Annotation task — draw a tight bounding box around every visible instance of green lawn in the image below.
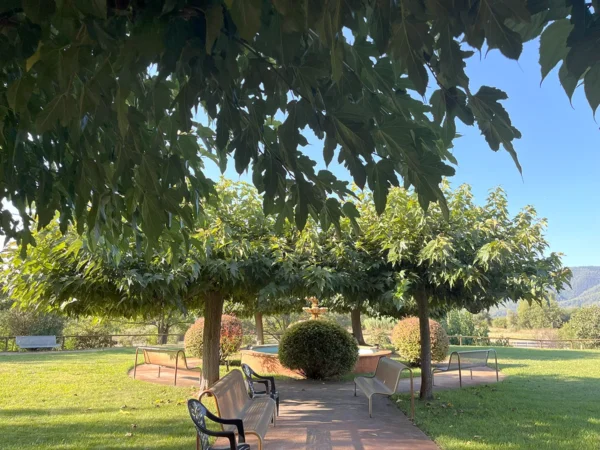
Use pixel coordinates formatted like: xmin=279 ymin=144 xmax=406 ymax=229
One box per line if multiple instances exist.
xmin=0 ymin=349 xmax=226 ymax=449
xmin=393 ymin=346 xmax=600 ymax=450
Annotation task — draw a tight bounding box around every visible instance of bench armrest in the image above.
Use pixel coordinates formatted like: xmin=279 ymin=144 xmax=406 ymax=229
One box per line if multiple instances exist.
xmin=204 ymin=407 xmax=246 ymax=442
xmin=252 ymin=374 xmax=277 ymax=394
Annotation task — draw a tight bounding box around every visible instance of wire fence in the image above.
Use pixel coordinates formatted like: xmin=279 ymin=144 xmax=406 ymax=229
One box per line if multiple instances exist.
xmin=2 ymin=333 xmax=599 ymax=352
xmin=448 ymin=335 xmax=600 ymax=350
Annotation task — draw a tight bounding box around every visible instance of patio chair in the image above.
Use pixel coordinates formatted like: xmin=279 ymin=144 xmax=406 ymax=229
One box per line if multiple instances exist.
xmin=241 ymin=363 xmax=280 ymax=415
xmin=187 ymin=399 xmax=250 ymax=450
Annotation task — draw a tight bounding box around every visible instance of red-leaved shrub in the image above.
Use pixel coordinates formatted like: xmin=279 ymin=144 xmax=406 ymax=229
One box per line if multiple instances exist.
xmin=184 ymin=315 xmax=243 ymax=360
xmin=391 ymin=317 xmax=449 ymax=366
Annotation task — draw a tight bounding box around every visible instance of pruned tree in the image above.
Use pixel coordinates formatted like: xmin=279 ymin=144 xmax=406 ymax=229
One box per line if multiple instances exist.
xmin=361 ymin=184 xmax=572 ymax=400
xmin=2 ymin=180 xmax=278 ymax=388
xmin=1 ymin=0 xmax=597 ymax=253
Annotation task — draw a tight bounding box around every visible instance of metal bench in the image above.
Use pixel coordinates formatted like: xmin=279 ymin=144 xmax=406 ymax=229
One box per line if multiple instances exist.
xmin=133 ymin=347 xmax=201 ymax=386
xmin=432 ymin=349 xmax=499 ymax=387
xmin=199 ymin=370 xmax=276 ymax=450
xmin=354 ymin=357 xmax=415 ymax=419
xmin=15 ymin=335 xmax=59 ymax=349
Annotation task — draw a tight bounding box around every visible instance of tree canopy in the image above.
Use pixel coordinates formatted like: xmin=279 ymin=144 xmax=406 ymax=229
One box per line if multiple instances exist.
xmin=361 ymin=184 xmax=572 ymax=398
xmin=1 ymin=0 xmax=598 ymax=252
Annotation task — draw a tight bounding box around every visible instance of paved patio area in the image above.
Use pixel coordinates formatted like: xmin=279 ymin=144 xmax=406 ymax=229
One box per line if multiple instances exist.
xmin=130 ymin=364 xmax=504 ymax=449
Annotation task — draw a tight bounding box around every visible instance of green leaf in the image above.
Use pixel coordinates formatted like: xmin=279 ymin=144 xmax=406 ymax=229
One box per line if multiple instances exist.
xmin=75 ymin=0 xmax=107 ymax=19
xmin=26 ymin=44 xmax=42 ymax=71
xmin=331 ymin=41 xmax=344 ymax=83
xmin=117 ymin=87 xmax=129 ymax=138
xmin=389 ymin=20 xmax=430 ymax=96
xmin=7 ymin=77 xmax=34 ymax=113
xmin=205 ymin=4 xmax=223 ymax=54
xmin=368 ymin=159 xmax=399 ymax=215
xmin=558 ymin=62 xmax=579 ymax=102
xmin=35 ymin=95 xmax=66 ymax=133
xmin=229 ymin=0 xmax=262 ymax=41
xmin=539 ymin=19 xmax=573 ymax=81
xmin=369 ymin=0 xmax=392 ymax=54
xmin=23 ymin=0 xmax=55 ymax=24
xmin=323 ymin=134 xmax=336 ymax=166
xmin=584 ymin=64 xmax=600 ymax=116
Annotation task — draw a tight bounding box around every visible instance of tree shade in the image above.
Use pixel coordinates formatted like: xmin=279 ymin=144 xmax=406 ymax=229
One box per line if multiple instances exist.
xmin=1 ymin=0 xmax=598 ymax=253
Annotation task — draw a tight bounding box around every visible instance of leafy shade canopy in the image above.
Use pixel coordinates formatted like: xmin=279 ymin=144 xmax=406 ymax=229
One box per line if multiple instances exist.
xmin=2 ymin=0 xmax=598 ymax=253
xmin=2 ymin=181 xmax=277 ymax=319
xmin=363 ymin=184 xmax=572 ymax=312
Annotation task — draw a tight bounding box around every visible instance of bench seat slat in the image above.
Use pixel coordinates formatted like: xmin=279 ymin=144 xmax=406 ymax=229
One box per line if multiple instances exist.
xmin=223 ymin=396 xmax=275 ymax=440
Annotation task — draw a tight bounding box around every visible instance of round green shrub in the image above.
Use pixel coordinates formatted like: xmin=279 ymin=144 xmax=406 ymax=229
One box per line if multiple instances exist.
xmin=391 ymin=317 xmax=449 ymax=366
xmin=279 ymin=320 xmax=358 ymax=380
xmin=184 ymin=315 xmax=243 ymax=360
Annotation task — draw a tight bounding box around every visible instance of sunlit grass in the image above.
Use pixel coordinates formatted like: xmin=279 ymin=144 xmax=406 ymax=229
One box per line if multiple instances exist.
xmin=0 ymin=349 xmax=229 ymax=449
xmin=393 ymin=346 xmax=600 ymax=450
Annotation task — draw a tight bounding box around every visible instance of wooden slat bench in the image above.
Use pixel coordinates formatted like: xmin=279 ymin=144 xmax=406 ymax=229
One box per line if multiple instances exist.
xmin=15 ymin=335 xmax=60 ymax=350
xmin=133 ymin=347 xmax=201 ymax=386
xmin=432 ymin=349 xmax=499 ymax=387
xmin=354 ymin=357 xmax=414 ymax=419
xmin=199 ymin=370 xmax=276 ymax=450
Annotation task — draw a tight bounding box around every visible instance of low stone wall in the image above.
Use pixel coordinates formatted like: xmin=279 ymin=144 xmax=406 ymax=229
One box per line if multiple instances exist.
xmin=240 ymin=348 xmax=393 ymax=377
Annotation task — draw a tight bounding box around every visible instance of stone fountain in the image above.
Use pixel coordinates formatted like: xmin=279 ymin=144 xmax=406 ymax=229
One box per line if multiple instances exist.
xmin=302 ymin=297 xmax=328 ymax=320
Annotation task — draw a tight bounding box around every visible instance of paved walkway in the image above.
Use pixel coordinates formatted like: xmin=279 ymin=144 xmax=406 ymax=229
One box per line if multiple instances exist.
xmin=130 ymin=364 xmax=503 ymax=449
xmin=262 ymin=379 xmax=436 ymax=449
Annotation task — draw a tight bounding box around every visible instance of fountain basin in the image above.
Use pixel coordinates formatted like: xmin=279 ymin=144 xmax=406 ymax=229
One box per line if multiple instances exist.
xmin=240 ymin=344 xmax=392 ymax=377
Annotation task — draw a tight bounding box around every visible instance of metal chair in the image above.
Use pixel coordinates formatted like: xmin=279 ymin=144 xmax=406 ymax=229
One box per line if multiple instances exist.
xmin=241 ymin=363 xmax=280 ymax=415
xmin=187 ymin=399 xmax=250 ymax=450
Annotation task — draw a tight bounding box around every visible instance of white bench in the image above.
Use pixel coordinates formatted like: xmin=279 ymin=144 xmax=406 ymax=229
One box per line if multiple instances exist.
xmin=354 ymin=357 xmax=414 ymax=419
xmin=15 ymin=336 xmax=60 ymax=349
xmin=432 ymin=349 xmax=499 ymax=387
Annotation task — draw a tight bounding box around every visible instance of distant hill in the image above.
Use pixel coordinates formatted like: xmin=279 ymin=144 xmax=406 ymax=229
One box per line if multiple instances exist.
xmin=490 ymin=266 xmax=600 ymax=316
xmin=556 ymin=266 xmax=600 ymax=308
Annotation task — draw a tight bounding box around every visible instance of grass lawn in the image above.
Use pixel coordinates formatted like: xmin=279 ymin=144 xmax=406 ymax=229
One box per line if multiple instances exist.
xmin=0 ymin=349 xmax=231 ymax=449
xmin=393 ymin=346 xmax=600 ymax=450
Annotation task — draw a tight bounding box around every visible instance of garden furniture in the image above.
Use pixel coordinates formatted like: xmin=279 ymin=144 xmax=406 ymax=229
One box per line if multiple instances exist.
xmin=188 ymin=399 xmax=250 ymax=450
xmin=133 ymin=347 xmax=200 ymax=386
xmin=432 ymin=349 xmax=499 ymax=387
xmin=199 ymin=370 xmax=276 ymax=450
xmin=354 ymin=357 xmax=414 ymax=419
xmin=241 ymin=363 xmax=280 ymax=415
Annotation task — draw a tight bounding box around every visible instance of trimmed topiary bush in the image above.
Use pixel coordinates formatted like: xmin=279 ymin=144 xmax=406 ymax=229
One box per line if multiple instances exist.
xmin=279 ymin=320 xmax=358 ymax=379
xmin=184 ymin=315 xmax=243 ymax=360
xmin=391 ymin=317 xmax=449 ymax=366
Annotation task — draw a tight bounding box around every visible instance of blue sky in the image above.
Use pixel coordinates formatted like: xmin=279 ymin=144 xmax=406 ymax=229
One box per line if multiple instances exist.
xmin=202 ymin=39 xmax=599 ymax=268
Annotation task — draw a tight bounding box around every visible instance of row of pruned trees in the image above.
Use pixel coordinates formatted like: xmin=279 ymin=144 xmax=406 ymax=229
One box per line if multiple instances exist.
xmin=2 ymin=181 xmax=571 ymax=399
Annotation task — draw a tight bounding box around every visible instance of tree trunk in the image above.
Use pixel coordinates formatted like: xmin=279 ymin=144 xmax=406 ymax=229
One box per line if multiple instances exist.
xmin=200 ymin=292 xmax=224 ymax=390
xmin=416 ymin=289 xmax=433 ymax=401
xmin=255 ymin=312 xmax=264 ymax=345
xmin=157 ymin=322 xmax=169 ymax=345
xmin=351 ymin=308 xmax=367 ymax=346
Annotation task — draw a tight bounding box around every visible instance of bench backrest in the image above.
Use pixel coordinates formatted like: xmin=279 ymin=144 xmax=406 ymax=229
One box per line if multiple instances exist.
xmin=16 ymin=336 xmax=57 ymax=348
xmin=202 ymin=370 xmax=249 ymax=419
xmin=448 ymin=350 xmax=490 ymax=370
xmin=142 ymin=348 xmax=189 ymax=369
xmin=374 ymin=357 xmax=407 ymax=392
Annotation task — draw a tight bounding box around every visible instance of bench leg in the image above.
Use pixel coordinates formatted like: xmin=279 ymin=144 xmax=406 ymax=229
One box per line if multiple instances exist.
xmin=458 ymin=369 xmax=462 ymax=388
xmin=470 ymin=369 xmax=473 ymax=380
xmin=158 ymin=366 xmax=161 ymax=378
xmin=354 ymin=382 xmax=357 ymax=396
xmin=369 ymin=396 xmax=373 ymax=418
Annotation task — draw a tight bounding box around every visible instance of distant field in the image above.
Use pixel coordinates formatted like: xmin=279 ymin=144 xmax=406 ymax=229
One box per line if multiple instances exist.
xmin=393 ymin=346 xmax=600 ymax=450
xmin=487 ymin=327 xmax=559 ymax=340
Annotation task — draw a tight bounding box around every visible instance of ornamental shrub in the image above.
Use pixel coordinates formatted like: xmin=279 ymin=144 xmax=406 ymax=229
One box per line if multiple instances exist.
xmin=184 ymin=315 xmax=243 ymax=360
xmin=279 ymin=320 xmax=358 ymax=380
xmin=560 ymin=306 xmax=600 ymax=346
xmin=391 ymin=317 xmax=449 ymax=366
